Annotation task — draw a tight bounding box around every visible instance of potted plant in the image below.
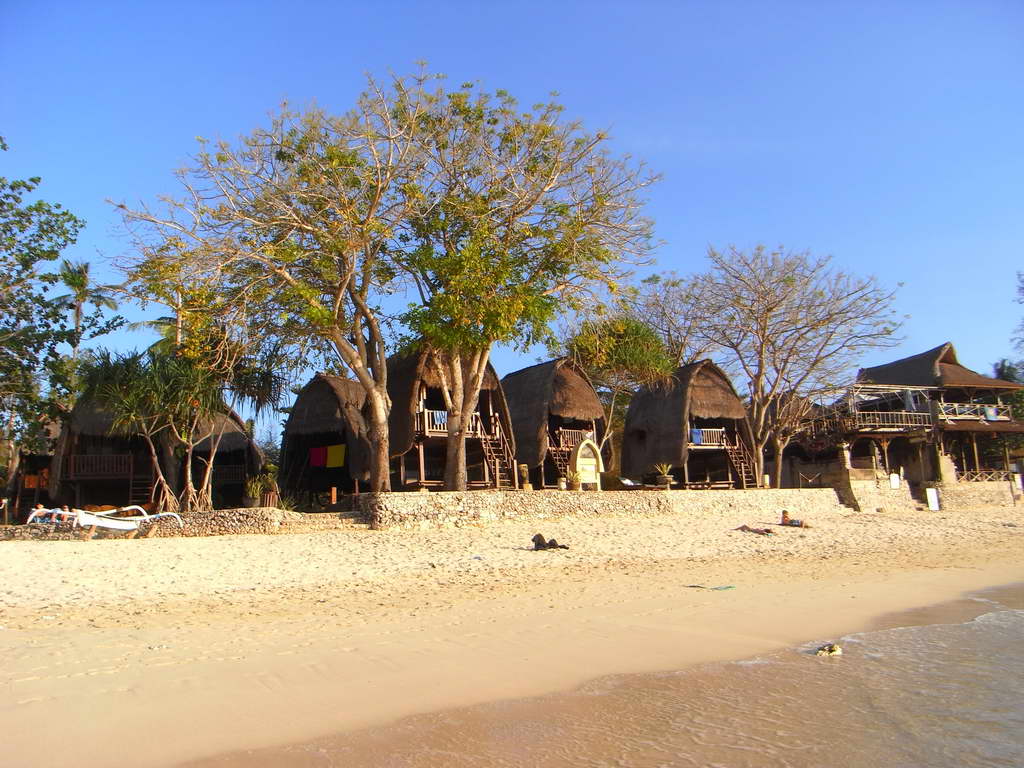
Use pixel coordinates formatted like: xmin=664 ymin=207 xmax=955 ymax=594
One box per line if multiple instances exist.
xmin=566 ymin=470 xmax=582 ymax=491
xmin=243 ymin=475 xmax=263 ymax=508
xmin=652 ymin=463 xmax=674 ymax=488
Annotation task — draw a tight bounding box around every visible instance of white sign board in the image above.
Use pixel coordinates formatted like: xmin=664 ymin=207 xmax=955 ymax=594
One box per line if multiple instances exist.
xmin=889 ymin=473 xmax=900 ymax=490
xmin=925 ymin=487 xmax=940 ymax=511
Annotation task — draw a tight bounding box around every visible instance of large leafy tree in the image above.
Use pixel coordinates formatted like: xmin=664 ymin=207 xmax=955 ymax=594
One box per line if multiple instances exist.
xmin=119 ymin=69 xmax=657 ymax=492
xmin=116 ymin=74 xmax=443 ymax=492
xmin=559 ymin=313 xmax=674 ymax=467
xmin=394 ymin=80 xmax=658 ymax=489
xmin=0 ymin=138 xmax=83 ymax=485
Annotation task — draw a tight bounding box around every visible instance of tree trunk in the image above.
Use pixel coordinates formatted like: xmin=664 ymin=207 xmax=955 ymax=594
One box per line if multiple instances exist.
xmin=771 ymin=436 xmax=788 ymax=489
xmin=142 ymin=435 xmax=178 ymax=514
xmin=752 ymin=438 xmax=767 ymax=484
xmin=444 ymin=417 xmax=469 ymax=491
xmin=365 ymin=393 xmax=391 ymax=492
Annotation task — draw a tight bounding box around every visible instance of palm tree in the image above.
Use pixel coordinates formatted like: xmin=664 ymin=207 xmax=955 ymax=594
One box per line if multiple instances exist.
xmin=54 ymin=260 xmax=118 ymax=360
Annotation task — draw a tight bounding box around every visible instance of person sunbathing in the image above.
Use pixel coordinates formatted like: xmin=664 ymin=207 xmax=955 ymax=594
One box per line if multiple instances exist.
xmin=780 ymin=510 xmax=811 ymax=528
xmin=735 ymin=525 xmax=773 ymax=536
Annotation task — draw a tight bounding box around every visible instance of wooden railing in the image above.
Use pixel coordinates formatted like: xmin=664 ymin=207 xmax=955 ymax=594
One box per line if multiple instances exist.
xmin=213 ymin=464 xmax=246 ymax=483
xmin=554 ymin=428 xmax=591 ymax=449
xmin=959 ymin=469 xmax=1012 ymax=482
xmin=67 ymin=454 xmax=132 ymax=478
xmin=805 ymin=410 xmax=932 ymax=436
xmin=415 ymin=409 xmax=485 ymax=437
xmin=937 ymin=403 xmax=1012 ymax=421
xmin=688 ymin=427 xmax=728 ymax=447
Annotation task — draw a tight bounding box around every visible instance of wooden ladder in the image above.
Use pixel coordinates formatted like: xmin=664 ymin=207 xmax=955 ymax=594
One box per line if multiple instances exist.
xmin=724 ymin=442 xmax=759 ymax=489
xmin=548 ymin=446 xmax=571 ymax=478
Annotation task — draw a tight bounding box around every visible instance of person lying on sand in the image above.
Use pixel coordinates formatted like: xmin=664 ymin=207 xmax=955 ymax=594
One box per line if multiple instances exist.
xmin=780 ymin=510 xmax=811 ymax=528
xmin=532 ymin=533 xmax=570 ymax=550
xmin=735 ymin=525 xmax=773 ymax=536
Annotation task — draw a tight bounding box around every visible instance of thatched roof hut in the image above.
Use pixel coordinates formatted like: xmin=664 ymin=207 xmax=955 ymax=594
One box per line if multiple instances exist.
xmin=620 ymin=360 xmax=752 ymax=479
xmin=48 ymin=398 xmax=262 ymax=501
xmin=280 ymin=374 xmax=371 ymax=485
xmin=387 ymin=350 xmax=515 ymax=457
xmin=501 ymin=358 xmax=606 ymax=469
xmin=858 ymin=342 xmax=1023 ymax=391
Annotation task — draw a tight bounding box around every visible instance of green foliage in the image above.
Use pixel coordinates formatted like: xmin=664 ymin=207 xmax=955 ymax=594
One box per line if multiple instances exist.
xmin=564 ymin=314 xmax=674 ymax=392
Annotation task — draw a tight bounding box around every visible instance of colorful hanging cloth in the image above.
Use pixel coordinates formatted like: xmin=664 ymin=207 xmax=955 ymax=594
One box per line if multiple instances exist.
xmin=690 ymin=428 xmax=703 ymax=445
xmin=326 ymin=444 xmax=346 ymax=468
xmin=309 ymin=446 xmax=327 ymax=467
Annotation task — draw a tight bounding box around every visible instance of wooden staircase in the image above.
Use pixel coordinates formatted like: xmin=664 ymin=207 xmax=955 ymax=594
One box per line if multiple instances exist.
xmin=724 ymin=441 xmax=759 ymax=489
xmin=480 ymin=415 xmax=517 ymax=489
xmin=128 ymin=459 xmax=155 ymax=506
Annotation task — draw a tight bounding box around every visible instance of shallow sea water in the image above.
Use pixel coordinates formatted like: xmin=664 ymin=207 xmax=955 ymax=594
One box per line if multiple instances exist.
xmin=196 ymin=584 xmax=1024 ymax=768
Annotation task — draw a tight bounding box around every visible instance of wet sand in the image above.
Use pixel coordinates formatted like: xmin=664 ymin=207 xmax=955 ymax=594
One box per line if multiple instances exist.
xmin=1 ymin=500 xmax=1022 ymax=767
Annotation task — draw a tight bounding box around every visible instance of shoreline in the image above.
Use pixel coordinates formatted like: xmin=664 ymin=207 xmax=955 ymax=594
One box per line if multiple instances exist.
xmin=189 ymin=577 xmax=1024 ymax=767
xmin=1 ymin=502 xmax=1022 ymax=767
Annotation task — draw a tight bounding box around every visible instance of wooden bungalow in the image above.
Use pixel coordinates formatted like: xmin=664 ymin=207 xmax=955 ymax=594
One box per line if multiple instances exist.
xmin=279 ymin=374 xmax=371 ymax=502
xmin=48 ymin=400 xmax=262 ymax=508
xmin=388 ymin=351 xmax=517 ymax=490
xmin=620 ymin=360 xmax=758 ymax=488
xmin=501 ymin=358 xmax=608 ymax=488
xmin=801 ymin=342 xmax=1024 ymax=482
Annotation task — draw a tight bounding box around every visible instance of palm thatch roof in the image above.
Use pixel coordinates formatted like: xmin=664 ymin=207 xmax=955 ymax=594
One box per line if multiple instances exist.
xmin=281 ymin=374 xmax=371 ymax=480
xmin=857 ymin=342 xmax=1023 ymax=390
xmin=387 ymin=349 xmax=515 ymax=457
xmin=501 ymin=358 xmax=606 ymax=468
xmin=620 ymin=360 xmax=752 ymax=478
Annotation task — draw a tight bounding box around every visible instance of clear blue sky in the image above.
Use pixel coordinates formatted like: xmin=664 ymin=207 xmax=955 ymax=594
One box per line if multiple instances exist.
xmin=4 ymin=0 xmax=1022 ymax=419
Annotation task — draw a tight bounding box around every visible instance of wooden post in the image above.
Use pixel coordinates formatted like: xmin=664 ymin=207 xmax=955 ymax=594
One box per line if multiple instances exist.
xmin=683 ymin=456 xmax=690 ymax=487
xmin=879 ymin=439 xmax=890 ymax=473
xmin=1003 ymin=436 xmax=1011 ymax=471
xmin=417 ymin=444 xmax=425 ymax=488
xmin=971 ymin=432 xmax=980 ymax=472
xmin=330 ymin=486 xmax=337 ymax=505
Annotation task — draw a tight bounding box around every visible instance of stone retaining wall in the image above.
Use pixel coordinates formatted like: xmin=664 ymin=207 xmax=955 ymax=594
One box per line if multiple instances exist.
xmin=358 ymin=488 xmax=849 ymax=530
xmin=0 ymin=508 xmax=359 ymax=541
xmin=928 ymin=481 xmax=1020 ymax=510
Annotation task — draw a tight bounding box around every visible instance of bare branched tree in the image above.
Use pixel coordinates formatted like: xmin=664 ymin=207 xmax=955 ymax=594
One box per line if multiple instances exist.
xmin=697 ymin=245 xmax=903 ymax=486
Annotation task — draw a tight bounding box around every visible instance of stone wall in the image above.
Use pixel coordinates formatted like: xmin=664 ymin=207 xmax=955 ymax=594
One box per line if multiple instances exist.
xmin=357 ymin=488 xmax=849 ymax=530
xmin=0 ymin=507 xmax=359 ymax=541
xmin=926 ymin=481 xmax=1020 ymax=510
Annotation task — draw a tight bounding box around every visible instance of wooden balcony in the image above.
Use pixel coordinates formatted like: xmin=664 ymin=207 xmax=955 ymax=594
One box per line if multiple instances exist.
xmin=66 ymin=454 xmax=133 ymax=479
xmin=688 ymin=427 xmax=729 ymax=448
xmin=415 ymin=409 xmax=486 ymax=437
xmin=554 ymin=427 xmax=591 ymax=449
xmin=936 ymin=403 xmax=1012 ymax=421
xmin=805 ymin=410 xmax=932 ymax=437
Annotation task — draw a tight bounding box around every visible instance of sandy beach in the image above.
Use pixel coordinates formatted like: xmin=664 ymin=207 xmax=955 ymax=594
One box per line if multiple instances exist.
xmin=2 ymin=499 xmax=1022 ymax=767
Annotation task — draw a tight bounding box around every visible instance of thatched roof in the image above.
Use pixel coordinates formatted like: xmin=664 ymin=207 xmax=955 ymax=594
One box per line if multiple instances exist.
xmin=281 ymin=374 xmax=371 ymax=479
xmin=387 ymin=349 xmax=515 ymax=457
xmin=858 ymin=343 xmax=1023 ymax=390
xmin=501 ymin=358 xmax=606 ymax=468
xmin=620 ymin=360 xmax=752 ymax=478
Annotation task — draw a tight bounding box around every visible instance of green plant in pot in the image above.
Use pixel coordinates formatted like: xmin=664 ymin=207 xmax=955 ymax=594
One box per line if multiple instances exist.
xmin=243 ymin=475 xmax=264 ymax=507
xmin=652 ymin=463 xmax=674 ymax=488
xmin=566 ymin=470 xmax=582 ymax=491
